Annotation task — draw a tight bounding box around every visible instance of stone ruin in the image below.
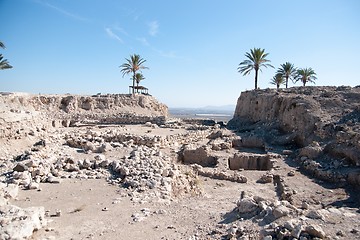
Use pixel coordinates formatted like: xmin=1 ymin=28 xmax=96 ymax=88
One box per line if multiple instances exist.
xmin=1 ymin=86 xmax=360 ymax=239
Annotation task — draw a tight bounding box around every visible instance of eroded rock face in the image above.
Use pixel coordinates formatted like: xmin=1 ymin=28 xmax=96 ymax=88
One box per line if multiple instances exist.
xmin=229 ymin=86 xmax=360 ymax=147
xmin=228 ymin=86 xmax=360 ymax=184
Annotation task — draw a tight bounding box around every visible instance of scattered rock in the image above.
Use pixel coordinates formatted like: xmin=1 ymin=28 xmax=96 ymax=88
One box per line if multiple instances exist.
xmin=287 ymin=170 xmax=296 ymax=176
xmin=257 ymin=172 xmax=273 ymax=183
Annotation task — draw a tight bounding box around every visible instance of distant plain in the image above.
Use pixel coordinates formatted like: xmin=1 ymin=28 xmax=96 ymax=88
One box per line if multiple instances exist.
xmin=169 ymin=105 xmax=235 ymax=122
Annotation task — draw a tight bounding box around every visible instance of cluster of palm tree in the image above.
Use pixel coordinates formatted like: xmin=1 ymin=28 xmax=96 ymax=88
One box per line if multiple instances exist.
xmin=120 ymin=54 xmax=148 ymax=95
xmin=271 ymin=62 xmax=317 ymax=89
xmin=238 ymin=48 xmax=317 ymax=90
xmin=0 ymin=41 xmax=12 ymax=70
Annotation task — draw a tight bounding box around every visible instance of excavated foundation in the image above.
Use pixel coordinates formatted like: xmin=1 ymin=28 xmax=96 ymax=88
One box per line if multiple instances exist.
xmin=228 ymin=153 xmax=274 ymax=171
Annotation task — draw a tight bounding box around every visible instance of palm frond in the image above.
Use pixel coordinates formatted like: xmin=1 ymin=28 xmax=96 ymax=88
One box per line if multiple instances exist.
xmin=135 ymin=72 xmax=145 ymax=84
xmin=0 ymin=54 xmax=12 ymax=70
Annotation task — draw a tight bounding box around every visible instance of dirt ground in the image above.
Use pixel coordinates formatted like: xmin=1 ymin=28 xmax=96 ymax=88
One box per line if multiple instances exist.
xmin=2 ymin=124 xmax=358 ymax=239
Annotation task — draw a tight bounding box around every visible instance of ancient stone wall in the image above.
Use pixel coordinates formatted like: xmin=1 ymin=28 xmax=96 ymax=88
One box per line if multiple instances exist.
xmin=0 ymin=93 xmax=168 ymax=138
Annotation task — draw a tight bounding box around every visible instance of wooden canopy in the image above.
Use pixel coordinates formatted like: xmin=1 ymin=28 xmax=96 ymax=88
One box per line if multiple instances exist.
xmin=129 ymin=86 xmax=149 ymax=95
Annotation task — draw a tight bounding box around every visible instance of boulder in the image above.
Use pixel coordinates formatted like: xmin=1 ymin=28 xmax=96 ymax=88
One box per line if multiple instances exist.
xmin=272 ymin=205 xmax=290 ymax=219
xmin=0 ymin=205 xmax=47 ymax=239
xmin=237 ymin=197 xmax=259 ymax=214
xmin=299 ymin=143 xmax=323 ymax=159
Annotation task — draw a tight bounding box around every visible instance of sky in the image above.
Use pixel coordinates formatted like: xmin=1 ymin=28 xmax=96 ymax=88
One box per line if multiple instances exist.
xmin=1 ymin=0 xmax=360 ymax=107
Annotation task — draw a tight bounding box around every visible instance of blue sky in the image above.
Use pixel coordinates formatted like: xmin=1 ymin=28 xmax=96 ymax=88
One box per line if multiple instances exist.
xmin=1 ymin=0 xmax=359 ymax=107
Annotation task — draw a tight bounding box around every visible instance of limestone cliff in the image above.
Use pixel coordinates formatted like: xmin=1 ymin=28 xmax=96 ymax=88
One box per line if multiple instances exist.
xmin=228 ymin=86 xmax=360 ymax=166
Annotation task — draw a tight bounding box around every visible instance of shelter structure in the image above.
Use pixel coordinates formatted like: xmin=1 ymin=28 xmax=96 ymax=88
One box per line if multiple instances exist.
xmin=129 ymin=86 xmax=149 ymax=95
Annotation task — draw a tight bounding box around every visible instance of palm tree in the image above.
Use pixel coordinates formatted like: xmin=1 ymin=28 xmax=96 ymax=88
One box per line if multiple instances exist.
xmin=0 ymin=54 xmax=13 ymax=70
xmin=238 ymin=48 xmax=274 ymax=89
xmin=120 ymin=54 xmax=148 ymax=95
xmin=294 ymin=68 xmax=317 ymax=86
xmin=270 ymin=73 xmax=284 ymax=90
xmin=135 ymin=73 xmax=145 ymax=93
xmin=277 ymin=62 xmax=297 ymax=88
xmin=0 ymin=41 xmax=12 ymax=70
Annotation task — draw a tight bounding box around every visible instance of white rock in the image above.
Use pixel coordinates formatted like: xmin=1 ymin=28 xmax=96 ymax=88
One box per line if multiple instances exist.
xmin=4 ymin=184 xmax=19 ymax=199
xmin=291 ymin=224 xmax=303 ymax=239
xmin=27 ymin=182 xmax=40 ymax=190
xmin=0 ymin=205 xmax=46 ymax=239
xmin=47 ymin=176 xmax=61 ymax=184
xmin=237 ymin=197 xmax=258 ymax=214
xmin=305 ymin=224 xmax=326 ymax=238
xmin=272 ymin=205 xmax=290 ymax=219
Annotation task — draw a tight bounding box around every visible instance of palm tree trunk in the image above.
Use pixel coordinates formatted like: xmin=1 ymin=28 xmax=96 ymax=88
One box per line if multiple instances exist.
xmin=254 ymin=69 xmax=258 ymax=90
xmin=132 ymin=73 xmax=136 ymax=95
xmin=285 ymin=76 xmax=289 ymax=88
xmin=277 ymin=84 xmax=279 ymax=90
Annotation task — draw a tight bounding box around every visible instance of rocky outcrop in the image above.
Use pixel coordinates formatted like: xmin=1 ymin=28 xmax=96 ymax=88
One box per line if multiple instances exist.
xmin=228 ymin=86 xmax=360 ymax=185
xmin=0 ymin=93 xmax=168 ymax=138
xmin=229 ymin=86 xmax=360 ymax=147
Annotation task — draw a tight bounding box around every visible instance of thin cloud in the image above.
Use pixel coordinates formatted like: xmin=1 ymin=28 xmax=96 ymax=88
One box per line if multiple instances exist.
xmin=148 ymin=21 xmax=159 ymax=36
xmin=35 ymin=0 xmax=89 ymax=22
xmin=137 ymin=37 xmax=150 ymax=46
xmin=105 ymin=28 xmax=124 ymax=43
xmin=114 ymin=26 xmax=129 ymax=36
